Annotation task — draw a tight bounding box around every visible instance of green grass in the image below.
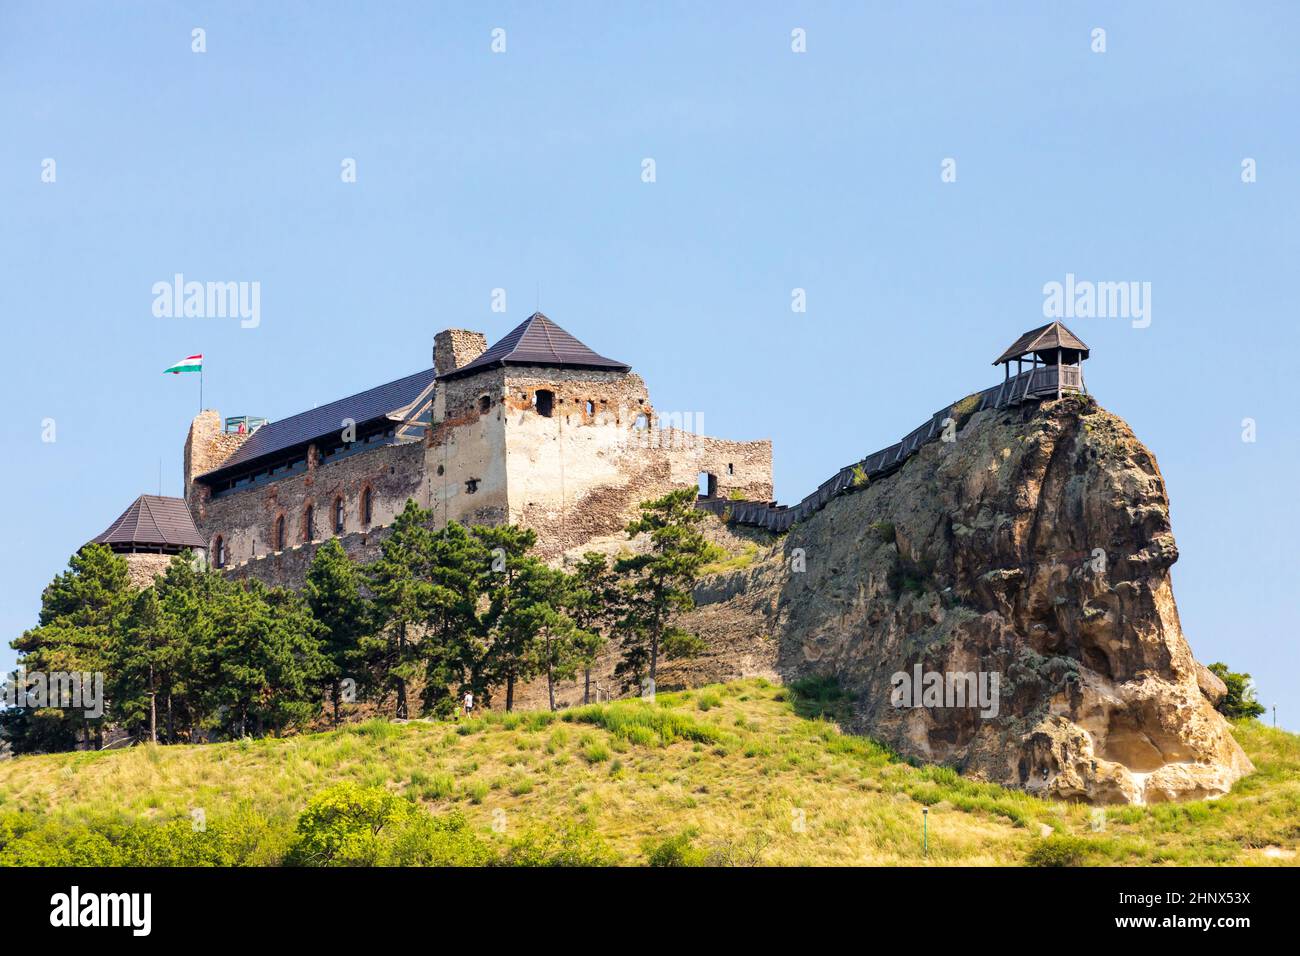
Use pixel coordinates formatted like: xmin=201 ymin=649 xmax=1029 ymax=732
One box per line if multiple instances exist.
xmin=0 ymin=680 xmax=1294 ymax=867
xmin=699 ymin=542 xmax=761 ymax=576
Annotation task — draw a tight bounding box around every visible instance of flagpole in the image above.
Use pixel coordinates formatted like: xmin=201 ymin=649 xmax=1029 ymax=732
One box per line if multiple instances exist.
xmin=200 ymin=364 xmax=204 ymax=413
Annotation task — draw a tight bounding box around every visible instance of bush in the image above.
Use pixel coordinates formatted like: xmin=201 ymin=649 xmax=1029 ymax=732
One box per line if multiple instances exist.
xmin=502 ymin=822 xmax=618 ymax=866
xmin=0 ymin=812 xmax=269 ymax=867
xmin=564 ymin=700 xmax=725 ymax=746
xmin=581 ymin=740 xmax=611 ymax=764
xmin=643 ymin=829 xmax=705 ymax=867
xmin=1026 ymin=835 xmax=1093 ymax=867
xmin=696 ymin=691 xmax=723 ymax=712
xmin=287 ymin=782 xmax=412 ymax=866
xmin=378 ymin=809 xmax=495 ymax=866
xmin=420 ymin=772 xmax=456 ymax=800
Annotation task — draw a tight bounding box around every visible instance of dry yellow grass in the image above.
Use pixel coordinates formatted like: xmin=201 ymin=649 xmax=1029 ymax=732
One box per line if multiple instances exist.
xmin=0 ymin=678 xmax=1295 ymax=866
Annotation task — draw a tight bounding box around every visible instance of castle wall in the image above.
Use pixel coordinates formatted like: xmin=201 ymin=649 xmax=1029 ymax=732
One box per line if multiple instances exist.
xmin=499 ymin=368 xmax=773 ymax=558
xmin=187 ymin=353 xmax=772 ymax=585
xmin=429 ymin=368 xmax=510 ymax=528
xmin=193 ymin=439 xmax=428 ymax=569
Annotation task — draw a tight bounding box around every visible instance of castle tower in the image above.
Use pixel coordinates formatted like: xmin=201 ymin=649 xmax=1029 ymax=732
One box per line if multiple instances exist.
xmin=432 ymin=313 xmax=771 ymax=555
xmin=89 ymin=494 xmax=209 ymax=587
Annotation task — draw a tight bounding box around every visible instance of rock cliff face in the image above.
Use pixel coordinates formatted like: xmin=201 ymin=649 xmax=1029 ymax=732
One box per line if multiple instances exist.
xmin=685 ymin=394 xmax=1251 ymax=804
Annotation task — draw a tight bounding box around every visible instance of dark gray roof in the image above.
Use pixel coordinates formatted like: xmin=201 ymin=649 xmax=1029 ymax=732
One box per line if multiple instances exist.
xmin=197 ymin=367 xmax=436 ymax=483
xmin=439 ymin=313 xmax=630 ymax=381
xmin=91 ymin=495 xmax=207 ymax=550
xmin=994 ymin=321 xmax=1090 ymax=365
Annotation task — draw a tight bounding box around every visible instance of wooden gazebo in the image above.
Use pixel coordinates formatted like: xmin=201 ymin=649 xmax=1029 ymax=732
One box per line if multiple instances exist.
xmin=991 ymin=321 xmax=1089 ymax=404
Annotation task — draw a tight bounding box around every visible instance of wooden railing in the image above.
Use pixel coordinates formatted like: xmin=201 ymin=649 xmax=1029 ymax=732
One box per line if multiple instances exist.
xmin=699 ymin=363 xmax=1086 ymax=534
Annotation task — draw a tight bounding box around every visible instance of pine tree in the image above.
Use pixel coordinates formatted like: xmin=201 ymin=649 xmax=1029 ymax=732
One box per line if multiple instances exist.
xmin=305 ymin=540 xmax=368 ymax=723
xmin=111 ymin=588 xmax=167 ymax=742
xmin=422 ymin=521 xmax=491 ymax=716
xmin=614 ymin=488 xmax=710 ymax=693
xmin=10 ymin=544 xmax=133 ymax=751
xmin=475 ymin=524 xmax=540 ymax=711
xmin=364 ymin=499 xmax=436 ymax=719
xmin=205 ymin=579 xmax=329 ymax=737
xmin=566 ymin=553 xmax=616 ymax=704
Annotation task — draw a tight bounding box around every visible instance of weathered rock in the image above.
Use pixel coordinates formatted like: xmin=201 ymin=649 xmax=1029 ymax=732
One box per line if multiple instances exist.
xmin=685 ymin=394 xmax=1251 ymax=804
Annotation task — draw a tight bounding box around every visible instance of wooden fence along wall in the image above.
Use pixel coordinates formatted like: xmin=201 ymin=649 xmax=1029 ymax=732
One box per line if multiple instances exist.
xmin=698 ymin=365 xmax=1079 ymax=533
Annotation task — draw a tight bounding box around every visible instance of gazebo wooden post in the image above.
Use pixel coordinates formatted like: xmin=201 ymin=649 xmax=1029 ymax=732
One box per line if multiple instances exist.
xmin=1057 ymin=346 xmax=1062 ymax=399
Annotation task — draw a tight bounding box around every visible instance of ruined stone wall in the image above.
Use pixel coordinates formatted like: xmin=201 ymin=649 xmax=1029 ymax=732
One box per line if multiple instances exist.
xmin=184 ymin=411 xmax=249 ymax=503
xmin=223 ymin=526 xmax=392 ymax=588
xmin=499 ymin=368 xmax=773 ymax=558
xmin=193 ymin=440 xmax=428 ymax=569
xmin=433 ymin=329 xmax=488 ymax=376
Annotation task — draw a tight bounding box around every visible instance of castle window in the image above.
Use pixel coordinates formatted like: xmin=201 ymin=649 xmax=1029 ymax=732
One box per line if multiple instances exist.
xmin=634 ymin=413 xmax=649 ymax=430
xmin=333 ymin=496 xmax=345 ymax=534
xmin=465 ymin=478 xmax=479 ymax=494
xmin=585 ymin=400 xmax=595 ymax=415
xmin=360 ymin=486 xmax=373 ymax=526
xmin=533 ymin=389 xmax=554 ymax=417
xmin=274 ymin=515 xmax=286 ymax=551
xmin=727 ymin=463 xmax=734 ymax=475
xmin=479 ymin=395 xmax=491 ymax=413
xmin=303 ymin=504 xmax=315 ymax=542
xmin=213 ymin=536 xmax=226 ymax=569
xmin=698 ymin=472 xmax=717 ymax=499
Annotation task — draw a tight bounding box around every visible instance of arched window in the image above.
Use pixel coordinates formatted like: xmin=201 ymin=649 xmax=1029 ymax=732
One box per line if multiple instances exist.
xmin=478 ymin=395 xmax=491 ymax=413
xmin=274 ymin=515 xmax=286 ymax=551
xmin=333 ymin=496 xmax=345 ymax=534
xmin=360 ymin=486 xmax=373 ymax=526
xmin=213 ymin=536 xmax=226 ymax=569
xmin=532 ymin=389 xmax=554 ymax=417
xmin=303 ymin=504 xmax=315 ymax=542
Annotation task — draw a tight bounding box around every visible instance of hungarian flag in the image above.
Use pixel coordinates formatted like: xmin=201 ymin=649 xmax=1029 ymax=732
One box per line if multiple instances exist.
xmin=164 ymin=354 xmax=203 ymax=374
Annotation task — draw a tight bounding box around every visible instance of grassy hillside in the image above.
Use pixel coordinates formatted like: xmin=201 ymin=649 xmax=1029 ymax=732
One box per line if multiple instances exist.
xmin=0 ymin=678 xmax=1295 ymax=866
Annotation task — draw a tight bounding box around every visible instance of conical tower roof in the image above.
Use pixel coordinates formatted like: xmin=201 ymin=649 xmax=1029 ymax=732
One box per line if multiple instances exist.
xmin=439 ymin=313 xmax=630 ymax=381
xmin=90 ymin=495 xmax=207 ymax=550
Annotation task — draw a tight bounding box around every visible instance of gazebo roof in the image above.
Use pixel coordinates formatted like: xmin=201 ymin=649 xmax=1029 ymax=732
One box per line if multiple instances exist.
xmin=91 ymin=495 xmax=207 ymax=550
xmin=993 ymin=321 xmax=1090 ymax=365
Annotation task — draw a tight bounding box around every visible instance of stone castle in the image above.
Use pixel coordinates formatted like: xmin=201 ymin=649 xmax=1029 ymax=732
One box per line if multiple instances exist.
xmin=92 ymin=313 xmax=772 ymax=585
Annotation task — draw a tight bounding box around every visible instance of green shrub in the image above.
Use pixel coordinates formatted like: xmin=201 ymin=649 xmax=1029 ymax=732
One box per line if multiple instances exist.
xmin=564 ymin=700 xmax=725 ymax=746
xmin=287 ymin=782 xmax=412 ymax=866
xmin=643 ymin=829 xmax=706 ymax=867
xmin=421 ymin=772 xmax=456 ymax=801
xmin=502 ymin=822 xmax=619 ymax=866
xmin=581 ymin=740 xmax=611 ymax=764
xmin=696 ymin=691 xmax=723 ymax=712
xmin=378 ymin=809 xmax=495 ymax=866
xmin=1026 ymin=835 xmax=1093 ymax=867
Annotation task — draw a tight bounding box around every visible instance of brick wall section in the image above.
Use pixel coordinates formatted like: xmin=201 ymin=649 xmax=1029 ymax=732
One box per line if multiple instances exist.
xmin=194 ymin=439 xmax=427 ymax=570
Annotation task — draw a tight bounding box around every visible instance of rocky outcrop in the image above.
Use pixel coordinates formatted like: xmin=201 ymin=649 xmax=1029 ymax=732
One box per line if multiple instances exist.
xmin=686 ymin=394 xmax=1251 ymax=804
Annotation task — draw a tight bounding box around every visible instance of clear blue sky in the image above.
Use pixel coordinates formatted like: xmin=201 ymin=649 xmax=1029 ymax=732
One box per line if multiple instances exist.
xmin=2 ymin=2 xmax=1296 ymax=726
